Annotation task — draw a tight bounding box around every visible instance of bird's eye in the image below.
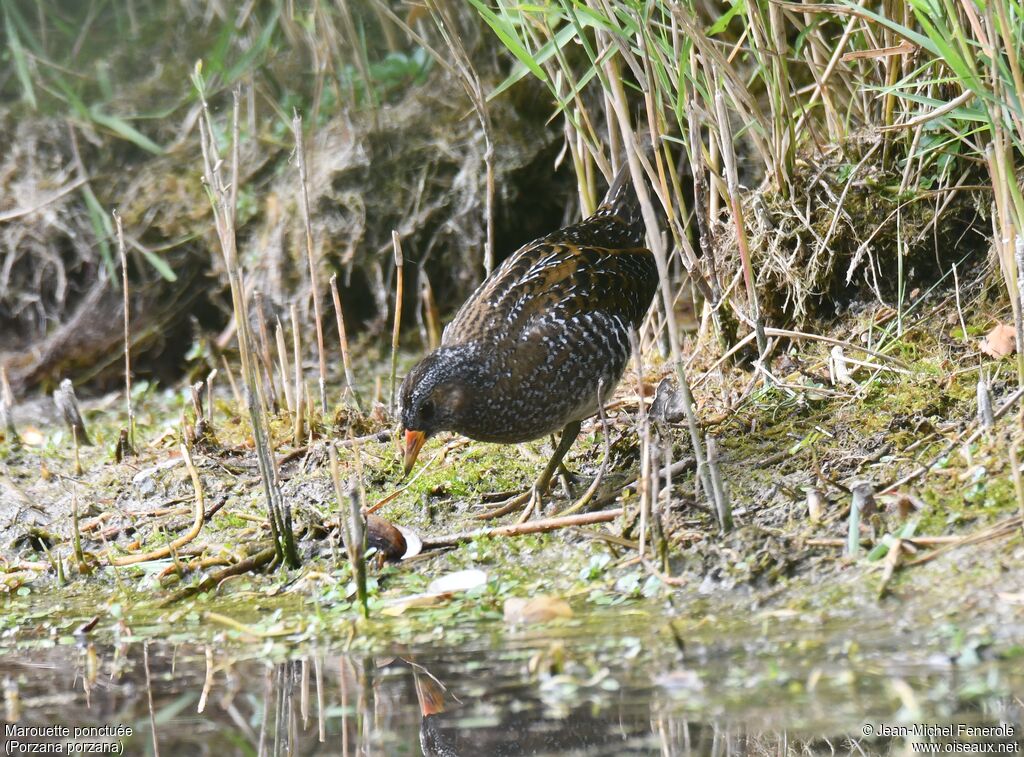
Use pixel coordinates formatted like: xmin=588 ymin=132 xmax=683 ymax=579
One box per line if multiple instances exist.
xmin=420 ymin=399 xmax=435 ymax=421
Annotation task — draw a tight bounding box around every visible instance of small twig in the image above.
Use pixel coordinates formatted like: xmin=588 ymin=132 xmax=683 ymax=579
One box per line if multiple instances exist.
xmin=291 ymin=303 xmax=304 ymax=447
xmin=160 ymin=545 xmax=276 ymax=606
xmin=422 ymin=508 xmax=625 ymax=549
xmin=1 ymin=367 xmax=19 ymax=448
xmin=882 ymin=387 xmax=1024 ymax=492
xmin=389 ymin=231 xmax=405 ymax=416
xmin=292 ymin=113 xmax=328 ymax=415
xmin=113 ymin=210 xmax=135 ymax=453
xmin=109 ymin=444 xmax=205 ymax=566
xmin=903 ymin=516 xmax=1023 ymax=567
xmin=0 ymin=176 xmax=87 ymax=222
xmin=274 ymin=318 xmax=293 ymax=414
xmin=330 ymin=274 xmax=362 ymax=411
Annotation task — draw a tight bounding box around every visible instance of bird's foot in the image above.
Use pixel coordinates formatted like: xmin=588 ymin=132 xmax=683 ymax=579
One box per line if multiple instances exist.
xmin=475 ymin=483 xmax=546 ymax=521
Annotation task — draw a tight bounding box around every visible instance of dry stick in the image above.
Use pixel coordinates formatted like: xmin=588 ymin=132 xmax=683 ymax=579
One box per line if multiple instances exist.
xmin=301 ymin=660 xmax=310 ymax=727
xmin=904 ymin=516 xmax=1023 ymax=567
xmin=253 ymin=291 xmax=278 ymax=414
xmin=206 ymin=369 xmax=217 ymax=432
xmin=977 ymin=369 xmax=995 ymax=430
xmin=274 ymin=318 xmax=293 ymax=414
xmin=715 ymin=90 xmax=769 ymax=378
xmin=113 ymin=210 xmax=135 ymax=452
xmin=328 ymin=443 xmax=368 ymax=620
xmin=291 ymin=303 xmax=304 ymax=447
xmin=161 ymin=545 xmax=276 ymax=606
xmin=315 ymin=656 xmax=326 ymax=743
xmin=694 ymin=326 xmax=912 ymax=390
xmin=0 ymin=367 xmax=18 ymax=448
xmin=71 ymin=485 xmax=85 ymax=573
xmin=883 ymin=387 xmax=1024 ymax=493
xmin=292 ymin=113 xmax=329 ymax=415
xmin=604 ymin=56 xmax=716 ymax=515
xmin=420 ymin=274 xmax=441 ymax=351
xmin=422 ymin=508 xmax=625 ymax=549
xmin=808 ymin=535 xmax=970 ymax=548
xmin=110 ymin=444 xmax=205 ymax=566
xmin=952 ymin=264 xmax=970 ymax=345
xmin=389 ymin=231 xmax=405 ymax=415
xmin=198 ymin=646 xmax=214 ymax=713
xmin=329 ymin=274 xmax=361 ymax=411
xmin=349 ymin=481 xmax=369 ymax=619
xmin=219 ymin=354 xmax=242 ymax=409
xmin=72 ymin=426 xmax=83 ymax=477
xmin=706 ymin=435 xmax=732 ymax=531
xmin=631 ymin=332 xmax=652 ymax=558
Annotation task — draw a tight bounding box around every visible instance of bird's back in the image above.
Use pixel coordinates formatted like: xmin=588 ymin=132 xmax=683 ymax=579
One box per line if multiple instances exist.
xmin=443 ymin=160 xmax=656 ymax=348
xmin=432 ymin=160 xmax=659 ymax=443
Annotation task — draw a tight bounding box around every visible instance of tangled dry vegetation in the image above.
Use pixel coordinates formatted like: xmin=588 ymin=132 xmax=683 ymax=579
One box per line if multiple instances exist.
xmin=0 ymin=4 xmax=565 ymax=395
xmin=717 ymin=136 xmax=988 ymax=323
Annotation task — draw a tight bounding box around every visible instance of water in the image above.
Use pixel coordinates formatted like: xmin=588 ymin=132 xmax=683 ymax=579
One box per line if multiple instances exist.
xmin=3 ymin=607 xmax=1023 ymax=756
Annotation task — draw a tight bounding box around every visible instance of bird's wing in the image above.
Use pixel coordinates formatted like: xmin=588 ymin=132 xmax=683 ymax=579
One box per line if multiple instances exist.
xmin=442 ymin=239 xmax=657 ymax=345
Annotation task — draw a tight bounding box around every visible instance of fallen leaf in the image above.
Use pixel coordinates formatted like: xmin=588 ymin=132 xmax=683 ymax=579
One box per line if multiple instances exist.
xmin=980 ymin=323 xmax=1016 ymax=358
xmin=427 ymin=569 xmax=487 ymax=595
xmin=503 ymin=596 xmax=573 ymax=625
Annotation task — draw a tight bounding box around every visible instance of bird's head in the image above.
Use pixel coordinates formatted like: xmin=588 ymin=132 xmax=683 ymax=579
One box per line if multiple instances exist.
xmin=398 ymin=346 xmax=480 ymax=475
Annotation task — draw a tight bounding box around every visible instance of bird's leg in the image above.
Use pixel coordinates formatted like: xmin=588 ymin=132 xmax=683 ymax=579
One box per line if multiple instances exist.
xmin=556 ymin=461 xmax=575 ymax=500
xmin=477 ymin=420 xmax=582 ymax=521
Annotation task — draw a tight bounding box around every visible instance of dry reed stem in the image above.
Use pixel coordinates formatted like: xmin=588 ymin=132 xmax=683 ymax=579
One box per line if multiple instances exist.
xmin=113 ymin=210 xmax=135 ymax=452
xmin=275 ymin=318 xmax=293 ymax=414
xmin=196 ymin=78 xmax=294 ymax=566
xmin=292 ymin=114 xmax=329 ymax=415
xmin=253 ymin=291 xmax=278 ymax=414
xmin=291 ymin=303 xmax=304 ymax=447
xmin=0 ymin=367 xmax=18 ymax=446
xmin=426 ymin=0 xmax=495 ymax=275
xmin=389 ymin=231 xmax=405 ymax=415
xmin=329 ymin=273 xmax=361 ymax=411
xmin=600 ymin=52 xmax=717 ymax=516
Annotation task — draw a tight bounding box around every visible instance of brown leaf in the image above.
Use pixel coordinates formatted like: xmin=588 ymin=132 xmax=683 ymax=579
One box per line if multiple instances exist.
xmin=980 ymin=323 xmax=1016 ymax=358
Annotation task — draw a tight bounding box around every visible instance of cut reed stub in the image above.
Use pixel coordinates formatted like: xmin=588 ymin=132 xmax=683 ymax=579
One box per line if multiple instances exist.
xmin=53 ymin=379 xmax=92 ymax=447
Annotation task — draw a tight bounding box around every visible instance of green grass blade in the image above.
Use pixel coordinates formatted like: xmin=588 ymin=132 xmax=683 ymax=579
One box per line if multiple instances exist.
xmin=467 ymin=0 xmax=547 ymax=83
xmin=89 ymin=108 xmax=164 ymax=155
xmin=4 ymin=8 xmax=37 ymax=109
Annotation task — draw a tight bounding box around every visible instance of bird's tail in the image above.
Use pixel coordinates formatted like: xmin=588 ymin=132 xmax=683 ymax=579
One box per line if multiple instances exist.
xmin=596 ymin=148 xmax=649 ymax=247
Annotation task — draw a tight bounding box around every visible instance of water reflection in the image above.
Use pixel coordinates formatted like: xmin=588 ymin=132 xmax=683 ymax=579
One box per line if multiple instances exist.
xmin=2 ymin=629 xmax=1023 ymax=756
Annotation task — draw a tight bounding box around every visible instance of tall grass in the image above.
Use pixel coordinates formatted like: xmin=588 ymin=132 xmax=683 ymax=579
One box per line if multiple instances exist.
xmin=458 ymin=0 xmax=1021 ymax=355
